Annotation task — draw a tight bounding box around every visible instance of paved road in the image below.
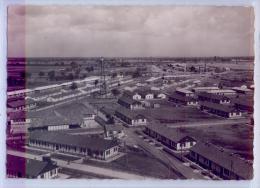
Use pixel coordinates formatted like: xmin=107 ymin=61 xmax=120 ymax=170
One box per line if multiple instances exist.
xmin=7 ymin=150 xmax=152 ymax=180
xmin=124 ymin=129 xmax=208 ymax=180
xmin=167 ymin=118 xmax=250 ymax=128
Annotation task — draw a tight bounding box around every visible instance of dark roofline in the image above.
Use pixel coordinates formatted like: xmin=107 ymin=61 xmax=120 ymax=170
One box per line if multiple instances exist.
xmin=190 ymin=142 xmax=253 ymax=179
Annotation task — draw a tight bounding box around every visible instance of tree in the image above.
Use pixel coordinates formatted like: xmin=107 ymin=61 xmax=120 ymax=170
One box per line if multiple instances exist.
xmin=190 ymin=66 xmax=196 ymax=72
xmin=111 ymin=88 xmax=120 ymax=97
xmin=70 ymin=61 xmax=78 ymax=69
xmin=132 ymin=70 xmax=141 ymax=78
xmin=94 ymin=80 xmax=99 ymax=86
xmin=48 ymin=71 xmax=55 ymax=80
xmin=70 ymin=82 xmax=78 ymax=90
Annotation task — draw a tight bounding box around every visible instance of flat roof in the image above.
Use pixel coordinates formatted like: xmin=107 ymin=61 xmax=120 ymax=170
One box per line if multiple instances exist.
xmin=207 ymin=89 xmax=236 ymax=94
xmin=198 ymin=92 xmax=230 ymax=101
xmin=190 ymin=142 xmax=253 ymax=179
xmin=176 ymin=88 xmax=193 ymax=94
xmin=29 ymin=131 xmax=118 ymax=151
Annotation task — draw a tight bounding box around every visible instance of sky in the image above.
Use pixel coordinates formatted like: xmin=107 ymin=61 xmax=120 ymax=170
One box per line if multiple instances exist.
xmin=7 ymin=5 xmax=254 ymax=57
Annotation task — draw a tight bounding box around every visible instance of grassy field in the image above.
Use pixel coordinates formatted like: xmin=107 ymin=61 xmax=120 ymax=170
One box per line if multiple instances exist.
xmin=179 ymin=123 xmax=253 ymax=160
xmin=83 ymin=147 xmax=176 ymax=179
xmin=140 ymin=106 xmax=221 ymax=123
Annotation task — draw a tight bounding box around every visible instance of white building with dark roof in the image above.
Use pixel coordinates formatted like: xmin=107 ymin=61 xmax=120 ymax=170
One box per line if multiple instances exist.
xmin=29 ymin=131 xmax=119 ymax=160
xmin=200 ymin=102 xmax=242 ymax=118
xmin=169 ymin=92 xmax=198 ymax=106
xmin=115 ymin=107 xmax=147 ymax=126
xmin=118 ymin=96 xmax=144 ymax=110
xmin=144 ymin=124 xmax=196 ymax=151
xmin=7 ymin=155 xmax=58 ymax=179
xmin=198 ymin=92 xmax=231 ymax=104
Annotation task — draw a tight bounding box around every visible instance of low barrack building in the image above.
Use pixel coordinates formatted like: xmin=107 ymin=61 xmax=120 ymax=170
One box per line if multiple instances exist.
xmin=7 ymin=99 xmax=37 ymax=112
xmin=189 ymin=142 xmax=253 ymax=180
xmin=7 ymin=112 xmax=31 ymax=134
xmin=118 ymin=96 xmax=144 ymax=110
xmin=169 ymin=93 xmax=198 ymax=106
xmin=28 ymin=131 xmax=119 ymax=160
xmin=198 ymin=92 xmax=231 ymax=104
xmin=192 ymin=86 xmax=219 ymax=93
xmin=7 ymin=154 xmax=58 ymax=179
xmin=115 ymin=107 xmax=147 ymax=126
xmin=144 ymin=124 xmax=196 ymax=151
xmin=175 ymin=88 xmax=194 ymax=97
xmin=232 ymin=87 xmax=253 ymax=94
xmin=95 ymin=117 xmax=124 ymax=139
xmin=206 ymin=89 xmax=236 ymax=96
xmin=200 ymin=102 xmax=242 ymax=118
xmin=233 ymin=98 xmax=254 ymax=113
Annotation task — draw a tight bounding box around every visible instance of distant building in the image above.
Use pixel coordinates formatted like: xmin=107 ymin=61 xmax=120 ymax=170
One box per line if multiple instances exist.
xmin=233 ymin=98 xmax=254 ymax=113
xmin=198 ymin=92 xmax=230 ymax=104
xmin=29 ymin=131 xmax=119 ymax=160
xmin=175 ymin=88 xmax=194 ymax=97
xmin=169 ymin=93 xmax=198 ymax=106
xmin=115 ymin=107 xmax=147 ymax=126
xmin=189 ymin=142 xmax=253 ymax=180
xmin=8 ymin=112 xmax=31 ymax=134
xmin=232 ymin=87 xmax=253 ymax=94
xmin=47 ymin=90 xmax=81 ymax=102
xmin=192 ymin=87 xmax=219 ymax=93
xmin=144 ymin=124 xmax=196 ymax=151
xmin=137 ymin=89 xmax=154 ymax=100
xmin=118 ymin=96 xmax=144 ymax=110
xmin=97 ymin=106 xmax=115 ymax=122
xmin=7 ymin=155 xmax=58 ymax=179
xmin=123 ymin=91 xmax=142 ymax=100
xmin=200 ymin=102 xmax=242 ymax=118
xmin=7 ymin=99 xmax=37 ymax=112
xmin=206 ymin=89 xmax=236 ymax=96
xmin=95 ymin=117 xmax=124 ymax=139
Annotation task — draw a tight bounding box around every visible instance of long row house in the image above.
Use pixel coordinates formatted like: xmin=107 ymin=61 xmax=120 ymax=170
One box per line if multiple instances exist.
xmin=189 ymin=142 xmax=253 ymax=180
xmin=28 ymin=131 xmax=119 ymax=160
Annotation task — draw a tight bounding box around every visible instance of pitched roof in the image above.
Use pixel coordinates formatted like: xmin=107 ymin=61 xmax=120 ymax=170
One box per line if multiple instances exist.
xmin=115 ymin=107 xmax=146 ymax=120
xmin=29 ymin=131 xmax=118 ymax=151
xmin=198 ymin=92 xmax=230 ymax=101
xmin=118 ymin=96 xmax=142 ymax=105
xmin=190 ymin=142 xmax=253 ymax=179
xmin=146 ymin=123 xmax=196 ymax=143
xmin=169 ymin=93 xmax=197 ymax=102
xmin=176 ymin=88 xmax=193 ymax=94
xmin=95 ymin=116 xmax=123 ymax=132
xmin=8 ymin=99 xmax=36 ymax=108
xmin=6 ymin=154 xmax=58 ymax=178
xmin=200 ymin=102 xmax=238 ymax=113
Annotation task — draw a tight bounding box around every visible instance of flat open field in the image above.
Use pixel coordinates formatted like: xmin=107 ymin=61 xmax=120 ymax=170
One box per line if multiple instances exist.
xmin=140 ymin=106 xmax=221 ymax=123
xmin=179 ymin=123 xmax=253 ymax=160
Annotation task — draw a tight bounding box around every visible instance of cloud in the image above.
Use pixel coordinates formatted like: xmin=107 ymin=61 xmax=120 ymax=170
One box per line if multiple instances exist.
xmin=7 ymin=5 xmax=254 ymax=57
